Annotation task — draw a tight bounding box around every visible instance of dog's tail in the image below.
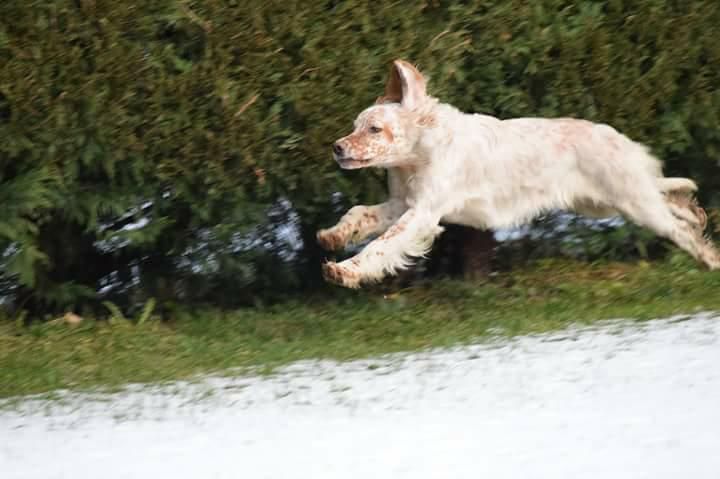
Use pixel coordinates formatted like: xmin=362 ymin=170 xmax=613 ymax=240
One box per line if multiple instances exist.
xmin=658 ymin=177 xmax=698 ymax=194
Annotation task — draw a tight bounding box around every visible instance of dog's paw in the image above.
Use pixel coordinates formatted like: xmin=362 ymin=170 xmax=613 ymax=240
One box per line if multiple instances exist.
xmin=317 ymin=229 xmax=348 ymax=251
xmin=322 ymin=261 xmax=361 ymax=289
xmin=689 ymin=201 xmax=708 ymax=232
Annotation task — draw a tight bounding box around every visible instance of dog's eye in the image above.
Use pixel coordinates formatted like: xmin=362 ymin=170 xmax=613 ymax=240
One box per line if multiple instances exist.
xmin=369 ymin=126 xmax=382 ymax=134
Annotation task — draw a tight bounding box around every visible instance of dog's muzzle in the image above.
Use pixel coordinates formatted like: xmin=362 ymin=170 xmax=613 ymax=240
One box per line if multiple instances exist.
xmin=332 ymin=142 xmax=345 ymax=158
xmin=332 ymin=141 xmax=370 ymax=169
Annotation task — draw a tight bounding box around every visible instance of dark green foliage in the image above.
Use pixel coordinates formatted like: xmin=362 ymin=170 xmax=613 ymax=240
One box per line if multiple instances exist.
xmin=1 ymin=1 xmax=719 ymax=315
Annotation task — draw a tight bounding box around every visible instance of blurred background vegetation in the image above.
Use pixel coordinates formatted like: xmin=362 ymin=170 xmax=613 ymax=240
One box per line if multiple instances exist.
xmin=2 ymin=0 xmax=720 ymax=318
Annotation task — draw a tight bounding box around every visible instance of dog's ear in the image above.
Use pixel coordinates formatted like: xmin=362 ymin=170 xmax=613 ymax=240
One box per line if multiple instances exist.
xmin=377 ymin=60 xmax=428 ymax=110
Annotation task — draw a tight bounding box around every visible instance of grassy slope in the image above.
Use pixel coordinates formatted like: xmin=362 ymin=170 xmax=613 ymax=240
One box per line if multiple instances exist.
xmin=2 ymin=257 xmax=720 ymax=399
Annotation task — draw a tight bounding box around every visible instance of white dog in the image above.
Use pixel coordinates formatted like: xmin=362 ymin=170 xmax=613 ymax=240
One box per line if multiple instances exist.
xmin=317 ymin=59 xmax=717 ymax=288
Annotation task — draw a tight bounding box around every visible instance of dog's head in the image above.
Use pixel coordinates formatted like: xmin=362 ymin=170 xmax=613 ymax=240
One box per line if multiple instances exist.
xmin=332 ymin=60 xmax=435 ymax=170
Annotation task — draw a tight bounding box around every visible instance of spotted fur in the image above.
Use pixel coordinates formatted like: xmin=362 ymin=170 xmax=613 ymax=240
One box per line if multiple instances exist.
xmin=319 ymin=59 xmax=718 ymax=288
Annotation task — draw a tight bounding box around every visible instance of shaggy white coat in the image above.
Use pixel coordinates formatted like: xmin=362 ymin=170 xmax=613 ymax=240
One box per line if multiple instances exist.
xmin=318 ymin=60 xmax=716 ymax=288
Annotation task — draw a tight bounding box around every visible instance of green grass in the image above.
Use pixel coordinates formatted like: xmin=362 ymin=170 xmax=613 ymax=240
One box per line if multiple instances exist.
xmin=2 ymin=256 xmax=720 ymax=399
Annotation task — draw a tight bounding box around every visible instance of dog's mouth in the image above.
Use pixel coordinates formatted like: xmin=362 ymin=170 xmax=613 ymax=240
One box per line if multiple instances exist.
xmin=336 ymin=157 xmax=372 ymax=170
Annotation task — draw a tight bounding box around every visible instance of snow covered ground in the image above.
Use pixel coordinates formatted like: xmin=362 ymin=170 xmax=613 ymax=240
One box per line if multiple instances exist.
xmin=2 ymin=313 xmax=720 ymax=479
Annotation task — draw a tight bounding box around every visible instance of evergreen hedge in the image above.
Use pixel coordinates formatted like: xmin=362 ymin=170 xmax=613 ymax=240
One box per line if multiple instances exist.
xmin=1 ymin=1 xmax=719 ymax=315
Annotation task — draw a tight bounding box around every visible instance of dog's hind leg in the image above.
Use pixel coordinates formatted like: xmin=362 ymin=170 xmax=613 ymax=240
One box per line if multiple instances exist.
xmin=615 ymin=198 xmax=719 ymax=270
xmin=657 ymin=176 xmax=707 ymax=231
xmin=664 ymin=191 xmax=707 ymax=234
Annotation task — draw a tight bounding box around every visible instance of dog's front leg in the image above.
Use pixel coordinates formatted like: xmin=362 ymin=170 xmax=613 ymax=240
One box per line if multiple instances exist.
xmin=322 ymin=208 xmax=444 ymax=288
xmin=317 ymin=200 xmax=406 ymax=251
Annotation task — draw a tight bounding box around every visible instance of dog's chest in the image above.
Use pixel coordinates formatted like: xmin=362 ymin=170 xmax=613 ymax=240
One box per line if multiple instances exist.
xmin=389 ymin=166 xmax=491 ymax=227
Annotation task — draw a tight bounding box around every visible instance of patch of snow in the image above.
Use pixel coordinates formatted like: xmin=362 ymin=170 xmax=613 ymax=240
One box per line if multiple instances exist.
xmin=2 ymin=314 xmax=720 ymax=479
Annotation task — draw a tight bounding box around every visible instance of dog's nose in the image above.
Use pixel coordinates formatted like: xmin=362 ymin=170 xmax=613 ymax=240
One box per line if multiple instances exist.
xmin=332 ymin=142 xmax=344 ymax=157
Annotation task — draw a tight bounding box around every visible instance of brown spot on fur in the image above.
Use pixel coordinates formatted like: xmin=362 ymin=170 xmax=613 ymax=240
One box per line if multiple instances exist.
xmin=317 ymin=229 xmax=348 ymax=251
xmin=382 ymin=127 xmax=394 ymax=143
xmin=322 ymin=261 xmax=361 ymax=288
xmin=380 ymin=221 xmax=407 ymax=241
xmin=417 ymin=114 xmax=436 ymax=127
xmin=667 ymin=191 xmax=708 ymax=233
